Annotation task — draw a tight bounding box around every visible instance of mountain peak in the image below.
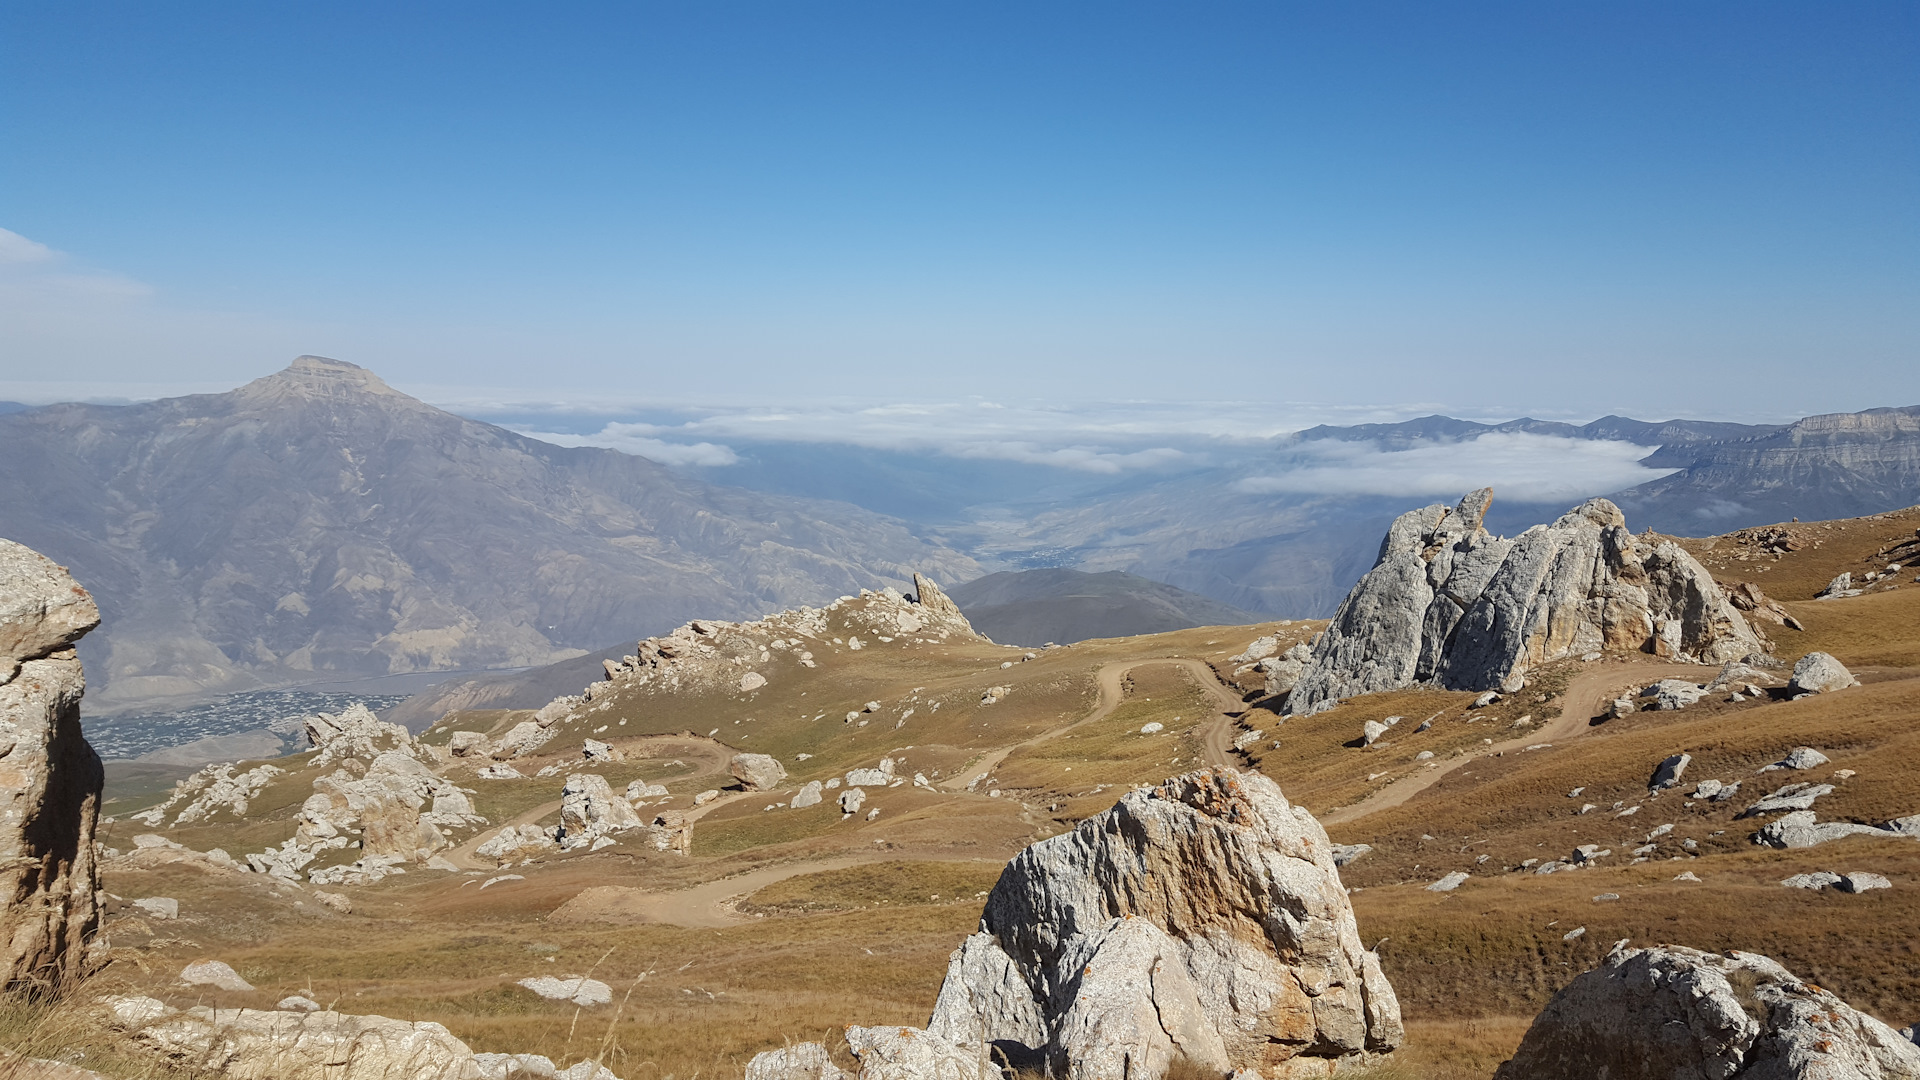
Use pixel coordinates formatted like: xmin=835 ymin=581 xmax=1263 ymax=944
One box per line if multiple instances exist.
xmin=234 ymin=354 xmax=412 ymax=406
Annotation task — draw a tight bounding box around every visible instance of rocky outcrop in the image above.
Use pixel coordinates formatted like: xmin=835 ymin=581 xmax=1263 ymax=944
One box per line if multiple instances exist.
xmin=926 ymin=768 xmax=1401 ymax=1078
xmin=1789 ymin=652 xmax=1858 ymax=695
xmin=240 ymin=704 xmax=486 ymax=883
xmin=103 ymin=994 xmax=623 ymax=1080
xmin=530 ymin=580 xmax=983 ymax=728
xmin=1287 ymin=489 xmax=1765 ymax=715
xmin=0 ymin=538 xmax=104 ymax=993
xmin=1493 ymin=943 xmax=1920 ymax=1079
xmin=556 ymin=773 xmax=644 ymax=850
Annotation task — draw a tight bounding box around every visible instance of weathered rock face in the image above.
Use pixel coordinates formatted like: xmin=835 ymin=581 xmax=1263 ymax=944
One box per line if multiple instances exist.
xmin=1790 ymin=651 xmax=1858 ymax=695
xmin=103 ymin=994 xmax=626 ymax=1080
xmin=927 ymin=768 xmax=1401 ymax=1079
xmin=0 ymin=537 xmax=104 ymax=993
xmin=729 ymin=753 xmax=787 ymax=792
xmin=557 ymin=773 xmax=645 ymax=850
xmin=1493 ymin=943 xmax=1920 ymax=1080
xmin=1287 ymin=489 xmax=1765 ymax=715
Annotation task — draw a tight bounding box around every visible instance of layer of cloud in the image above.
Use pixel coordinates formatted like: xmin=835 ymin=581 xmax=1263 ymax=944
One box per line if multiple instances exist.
xmin=520 ymin=424 xmax=740 ymax=466
xmin=1234 ymin=432 xmax=1678 ymax=503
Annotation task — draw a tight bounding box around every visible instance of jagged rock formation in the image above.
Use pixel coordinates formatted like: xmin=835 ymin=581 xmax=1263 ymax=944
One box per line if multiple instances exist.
xmin=103 ymin=994 xmax=622 ymax=1080
xmin=1493 ymin=943 xmax=1920 ymax=1079
xmin=519 ymin=578 xmax=980 ymax=730
xmin=0 ymin=537 xmax=104 ymax=993
xmin=240 ymin=704 xmax=486 ymax=883
xmin=926 ymin=768 xmax=1401 ymax=1078
xmin=0 ymin=356 xmax=977 ymax=708
xmin=1287 ymin=489 xmax=1765 ymax=715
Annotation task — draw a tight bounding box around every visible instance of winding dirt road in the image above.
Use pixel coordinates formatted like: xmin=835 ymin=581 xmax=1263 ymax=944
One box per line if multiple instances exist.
xmin=1318 ymin=662 xmax=1708 ymax=826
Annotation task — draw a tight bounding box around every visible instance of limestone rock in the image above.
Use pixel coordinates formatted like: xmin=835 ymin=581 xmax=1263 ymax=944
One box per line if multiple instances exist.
xmin=1816 ymin=573 xmax=1862 ymax=600
xmin=1765 ymin=747 xmax=1832 ymax=772
xmin=1790 ymin=652 xmax=1858 ymax=695
xmin=493 ymin=721 xmax=555 ymax=759
xmin=730 ymin=753 xmax=787 ymax=791
xmin=839 ymin=788 xmax=867 ymax=814
xmin=1740 ymin=783 xmax=1835 ymax=818
xmin=181 ymin=959 xmax=254 ymax=992
xmin=1650 ymin=754 xmax=1691 ymax=790
xmin=1783 ymin=871 xmax=1844 ymax=891
xmin=477 ymin=823 xmax=558 ymax=864
xmin=448 ymin=731 xmax=491 ymax=757
xmin=132 ymin=897 xmax=178 ymax=920
xmin=844 ymin=1025 xmax=989 ymax=1080
xmin=1427 ymin=871 xmax=1469 ymax=892
xmin=103 ymin=994 xmax=543 ymax=1080
xmin=582 ymin=739 xmax=622 ymax=762
xmin=790 ymin=780 xmax=824 ymax=809
xmin=517 ymin=975 xmax=613 ymax=1006
xmin=1753 ymin=811 xmax=1901 ymax=850
xmin=557 ymin=774 xmax=643 ymax=850
xmin=927 ymin=768 xmax=1402 ymax=1077
xmin=1839 ymin=872 xmax=1892 ymax=893
xmin=745 ymin=1042 xmax=849 ymax=1080
xmin=1647 ymin=679 xmax=1708 ymax=711
xmin=1287 ymin=491 xmax=1763 ymax=715
xmin=1493 ymin=944 xmax=1920 ymax=1080
xmin=1261 ymin=643 xmax=1312 ymax=699
xmin=0 ymin=537 xmax=103 ymax=994
xmin=911 ymin=573 xmax=980 ymax=638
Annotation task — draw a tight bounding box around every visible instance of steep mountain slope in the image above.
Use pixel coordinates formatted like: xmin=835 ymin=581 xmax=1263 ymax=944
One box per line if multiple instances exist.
xmin=0 ymin=357 xmax=976 ymax=710
xmin=945 ymin=568 xmax=1258 ymax=646
xmin=1612 ymin=405 xmax=1920 ymax=534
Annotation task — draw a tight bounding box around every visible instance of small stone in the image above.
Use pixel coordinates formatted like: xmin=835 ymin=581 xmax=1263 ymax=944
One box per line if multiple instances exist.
xmin=518 ymin=975 xmax=613 ymax=1006
xmin=1140 ymin=722 xmax=1164 ymax=734
xmin=1837 ymin=871 xmax=1891 ymax=893
xmin=1592 ymin=893 xmax=1620 ymax=902
xmin=1674 ymin=871 xmax=1701 ymax=882
xmin=1782 ymin=871 xmax=1843 ymax=890
xmin=277 ymin=995 xmax=322 ymax=1011
xmin=1426 ymin=871 xmax=1469 ymax=892
xmin=1562 ymin=926 xmax=1586 ymax=941
xmin=131 ymin=897 xmax=178 ymax=920
xmin=180 ymin=959 xmax=254 ymax=992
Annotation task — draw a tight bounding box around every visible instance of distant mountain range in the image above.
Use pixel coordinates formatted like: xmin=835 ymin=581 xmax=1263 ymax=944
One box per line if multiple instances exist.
xmin=4 ymin=355 xmax=1914 ymax=721
xmin=0 ymin=357 xmax=976 ymax=711
xmin=945 ymin=568 xmax=1258 ymax=646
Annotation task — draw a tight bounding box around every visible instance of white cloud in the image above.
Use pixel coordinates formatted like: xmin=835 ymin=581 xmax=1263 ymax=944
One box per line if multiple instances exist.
xmin=1234 ymin=432 xmax=1679 ymax=503
xmin=520 ymin=424 xmax=740 ymax=466
xmin=0 ymin=228 xmax=54 ymax=264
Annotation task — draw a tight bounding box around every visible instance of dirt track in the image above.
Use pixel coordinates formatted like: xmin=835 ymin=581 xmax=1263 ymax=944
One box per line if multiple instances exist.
xmin=1318 ymin=661 xmax=1708 ymax=826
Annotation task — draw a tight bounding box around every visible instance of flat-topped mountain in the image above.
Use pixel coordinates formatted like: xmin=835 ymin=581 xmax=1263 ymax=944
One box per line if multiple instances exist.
xmin=945 ymin=567 xmax=1258 ymax=645
xmin=1614 ymin=405 xmax=1920 ymax=533
xmin=0 ymin=357 xmax=976 ymax=711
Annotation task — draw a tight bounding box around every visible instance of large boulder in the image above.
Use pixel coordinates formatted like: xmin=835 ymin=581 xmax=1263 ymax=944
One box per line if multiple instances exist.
xmin=926 ymin=768 xmax=1401 ymax=1079
xmin=0 ymin=538 xmax=104 ymax=993
xmin=557 ymin=773 xmax=644 ymax=850
xmin=1790 ymin=652 xmax=1858 ymax=695
xmin=1287 ymin=490 xmax=1765 ymax=715
xmin=1493 ymin=943 xmax=1920 ymax=1080
xmin=729 ymin=753 xmax=788 ymax=791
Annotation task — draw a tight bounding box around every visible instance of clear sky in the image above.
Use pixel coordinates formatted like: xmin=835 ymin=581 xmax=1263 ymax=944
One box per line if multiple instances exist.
xmin=3 ymin=2 xmax=1916 ymax=418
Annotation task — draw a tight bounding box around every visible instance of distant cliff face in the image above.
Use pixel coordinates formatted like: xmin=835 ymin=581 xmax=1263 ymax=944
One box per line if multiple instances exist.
xmin=1612 ymin=406 xmax=1920 ymax=533
xmin=0 ymin=357 xmax=977 ymax=709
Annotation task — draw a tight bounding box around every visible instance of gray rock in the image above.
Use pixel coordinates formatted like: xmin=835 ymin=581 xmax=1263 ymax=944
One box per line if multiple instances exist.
xmin=1361 ymin=719 xmax=1389 ymax=746
xmin=556 ymin=774 xmax=644 ymax=851
xmin=1740 ymin=783 xmax=1836 ymax=818
xmin=1427 ymin=871 xmax=1470 ymax=892
xmin=1692 ymin=779 xmax=1725 ymax=800
xmin=0 ymin=538 xmax=103 ymax=994
xmin=131 ymin=897 xmax=178 ymax=920
xmin=1331 ymin=843 xmax=1373 ymax=866
xmin=1790 ymin=652 xmax=1858 ymax=695
xmin=1647 ymin=680 xmax=1708 ymax=711
xmin=838 ymin=788 xmax=866 ymax=814
xmin=1763 ymin=747 xmax=1832 ymax=772
xmin=1493 ymin=943 xmax=1920 ymax=1080
xmin=926 ymin=769 xmax=1402 ymax=1076
xmin=1815 ymin=572 xmax=1862 ymax=599
xmin=1650 ymin=753 xmax=1691 ymax=790
xmin=1754 ymin=811 xmax=1892 ymax=849
xmin=745 ymin=1043 xmax=847 ymax=1080
xmin=845 ymin=1025 xmax=987 ymax=1080
xmin=729 ymin=753 xmax=788 ymax=791
xmin=1782 ymin=872 xmax=1844 ymax=890
xmin=789 ymin=781 xmax=824 ymax=809
xmin=180 ymin=959 xmax=254 ymax=992
xmin=582 ymin=739 xmax=621 ymax=762
xmin=1838 ymin=872 xmax=1892 ymax=894
xmin=1287 ymin=491 xmax=1762 ymax=715
xmin=517 ymin=975 xmax=613 ymax=1007
xmin=448 ymin=731 xmax=490 ymax=757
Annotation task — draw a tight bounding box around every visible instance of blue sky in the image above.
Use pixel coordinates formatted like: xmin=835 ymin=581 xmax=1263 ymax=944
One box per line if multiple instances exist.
xmin=3 ymin=2 xmax=1916 ymax=418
